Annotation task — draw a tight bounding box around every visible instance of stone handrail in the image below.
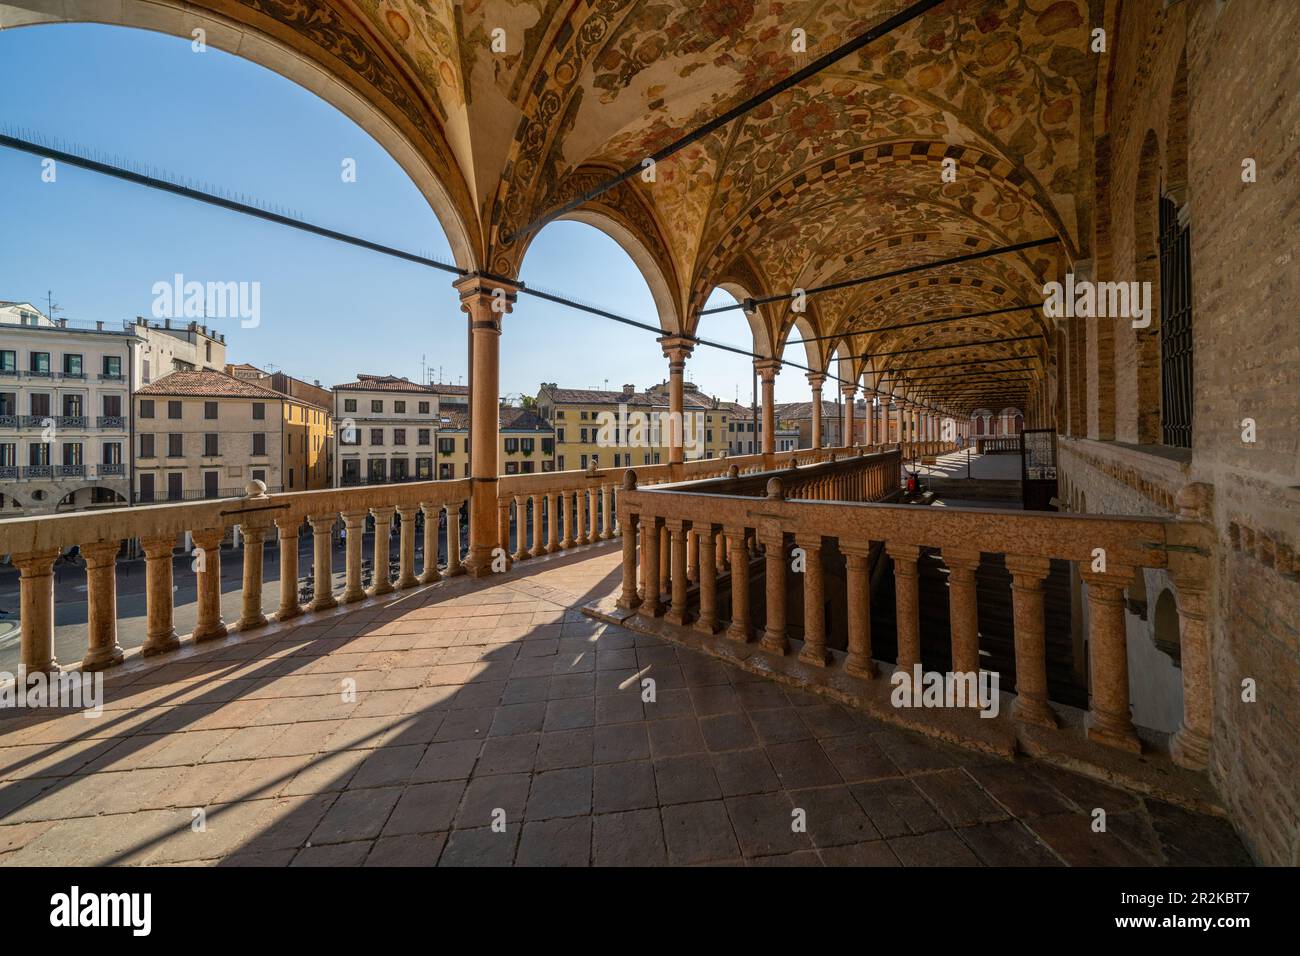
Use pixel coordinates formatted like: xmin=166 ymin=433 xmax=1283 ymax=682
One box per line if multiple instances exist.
xmin=0 ymin=477 xmax=472 ymax=676
xmin=615 ymin=466 xmax=1215 ymax=770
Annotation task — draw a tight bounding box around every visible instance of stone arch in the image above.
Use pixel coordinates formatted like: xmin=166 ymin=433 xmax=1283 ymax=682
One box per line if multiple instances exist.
xmin=0 ymin=2 xmax=481 ymax=271
xmin=775 ymin=313 xmax=825 ymax=377
xmin=548 ymin=209 xmax=682 ymax=334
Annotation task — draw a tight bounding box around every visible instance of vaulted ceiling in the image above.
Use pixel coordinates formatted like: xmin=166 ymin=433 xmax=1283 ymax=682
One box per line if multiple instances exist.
xmin=8 ymin=0 xmax=1107 ymax=412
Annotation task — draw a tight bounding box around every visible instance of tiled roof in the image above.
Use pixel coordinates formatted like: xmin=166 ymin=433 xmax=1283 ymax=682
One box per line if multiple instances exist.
xmin=135 ymin=369 xmax=286 ymax=400
xmin=334 ymin=374 xmax=434 ymax=393
xmin=501 ymin=407 xmax=551 ymax=430
xmin=773 ymin=400 xmax=840 ymax=420
xmin=428 ymin=382 xmax=469 ymax=395
xmin=542 ymin=386 xmax=657 ymax=406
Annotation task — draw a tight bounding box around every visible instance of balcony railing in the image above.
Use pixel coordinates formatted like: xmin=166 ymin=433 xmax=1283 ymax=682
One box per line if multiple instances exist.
xmin=0 ymin=415 xmax=16 ymax=428
xmin=98 ymin=462 xmax=126 ymax=476
xmin=0 ymin=466 xmax=17 ymax=480
xmin=56 ymin=416 xmax=87 ymax=429
xmin=98 ymin=372 xmax=125 ymax=382
xmin=23 ymin=465 xmax=52 ymax=478
xmin=56 ymin=464 xmax=86 ymax=478
xmin=97 ymin=416 xmax=127 ymax=429
xmin=20 ymin=416 xmax=49 ymax=428
xmin=612 ymin=455 xmax=1215 ymax=772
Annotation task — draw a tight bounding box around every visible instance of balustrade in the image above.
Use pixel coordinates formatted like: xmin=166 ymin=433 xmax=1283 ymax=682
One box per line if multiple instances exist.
xmin=616 ymin=453 xmax=1212 ymax=761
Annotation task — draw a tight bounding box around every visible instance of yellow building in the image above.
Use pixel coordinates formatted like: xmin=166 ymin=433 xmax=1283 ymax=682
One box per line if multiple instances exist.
xmin=536 ymin=382 xmax=730 ymax=471
xmin=134 ymin=369 xmax=327 ymax=499
xmin=434 ymin=405 xmax=554 ymax=480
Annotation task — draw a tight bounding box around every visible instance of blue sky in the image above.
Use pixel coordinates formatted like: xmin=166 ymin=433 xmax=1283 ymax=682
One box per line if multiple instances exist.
xmin=0 ymin=23 xmax=814 ymax=405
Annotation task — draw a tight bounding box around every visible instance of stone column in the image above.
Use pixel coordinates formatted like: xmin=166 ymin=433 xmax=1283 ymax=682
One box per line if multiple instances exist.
xmin=1006 ymin=555 xmax=1056 ymax=727
xmin=528 ymin=494 xmax=545 ymax=557
xmin=513 ymin=495 xmax=530 ymax=561
xmin=79 ymin=541 xmax=124 ymax=670
xmin=639 ymin=517 xmax=662 ymax=617
xmin=140 ymin=535 xmax=181 ymax=656
xmin=562 ymin=491 xmax=576 ymax=549
xmin=395 ymin=506 xmax=419 ymax=589
xmin=341 ymin=510 xmax=368 ymax=602
xmin=236 ymin=526 xmax=269 ymax=631
xmin=1169 ymin=583 xmax=1212 ymax=769
xmin=496 ymin=497 xmax=512 ymax=563
xmin=725 ymin=525 xmax=751 ymax=642
xmin=587 ymin=484 xmax=599 ymax=543
xmin=862 ymin=393 xmax=874 ymax=448
xmin=695 ymin=524 xmax=719 ymax=634
xmin=547 ymin=492 xmax=562 ymax=553
xmin=759 ymin=527 xmax=788 ymax=655
xmin=807 ymin=372 xmax=825 ymax=449
xmin=600 ymin=485 xmax=613 ymax=539
xmin=659 ymin=336 xmax=694 ymax=466
xmin=664 ymin=519 xmax=691 ymax=626
xmin=887 ymin=544 xmax=921 ymax=673
xmin=274 ymin=517 xmax=303 ymax=622
xmin=756 ymin=359 xmax=780 ymax=457
xmin=444 ymin=503 xmax=464 ymax=575
xmin=842 ymin=541 xmax=876 ymax=677
xmin=796 ymin=534 xmax=828 ymax=666
xmin=576 ymin=489 xmax=589 ymax=545
xmin=1081 ymin=568 xmax=1141 ymax=752
xmin=13 ymin=549 xmax=59 ymax=673
xmin=369 ymin=507 xmax=395 ymax=596
xmin=455 ymin=273 xmax=519 ymax=576
xmin=191 ymin=527 xmax=227 ymax=642
xmin=420 ymin=502 xmax=442 ymax=584
xmin=308 ymin=514 xmax=338 ymax=610
xmin=943 ymin=547 xmax=982 ymax=679
xmin=841 ymin=384 xmax=856 ymax=447
xmin=617 ymin=483 xmax=641 ymax=611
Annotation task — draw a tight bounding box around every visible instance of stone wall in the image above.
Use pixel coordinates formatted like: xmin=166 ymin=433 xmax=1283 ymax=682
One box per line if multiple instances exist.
xmin=1060 ymin=0 xmax=1300 ymax=866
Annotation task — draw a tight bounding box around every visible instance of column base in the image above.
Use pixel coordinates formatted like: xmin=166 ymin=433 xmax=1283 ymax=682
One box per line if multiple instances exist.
xmin=638 ymin=600 xmax=664 ymax=618
xmin=237 ymin=614 xmax=269 ymax=633
xmin=760 ymin=632 xmax=789 ymax=655
xmin=275 ymin=605 xmax=303 ymax=624
xmin=1086 ymin=713 xmax=1142 ymax=753
xmin=310 ymin=595 xmax=339 ymax=612
xmin=367 ymin=585 xmax=393 ymax=599
xmin=81 ymin=645 xmax=123 ymax=671
xmin=797 ymin=644 xmax=831 ymax=667
xmin=419 ymin=570 xmax=442 ymax=585
xmin=193 ymin=623 xmax=229 ymax=643
xmin=845 ymin=654 xmax=877 ymax=679
xmin=694 ymin=617 xmax=720 ymax=635
xmin=1012 ymin=697 xmax=1058 ymax=729
xmin=142 ymin=633 xmax=181 ymax=658
xmin=665 ymin=608 xmax=691 ymax=627
xmin=1170 ymin=725 xmax=1211 ymax=770
xmin=397 ymin=574 xmax=419 ymax=590
xmin=443 ymin=563 xmax=467 ymax=578
xmin=725 ymin=624 xmax=752 ymax=643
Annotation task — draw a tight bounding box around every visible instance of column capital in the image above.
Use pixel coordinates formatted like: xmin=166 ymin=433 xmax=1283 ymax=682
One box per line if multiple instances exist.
xmin=1005 ymin=554 xmax=1052 ymax=582
xmin=754 ymin=358 xmax=781 ymax=382
xmin=191 ymin=527 xmax=225 ymax=550
xmin=11 ymin=548 xmax=59 ymax=573
xmin=840 ymin=383 xmax=858 ymax=398
xmin=81 ymin=541 xmax=121 ymax=568
xmin=341 ymin=509 xmax=369 ymax=527
xmin=274 ymin=515 xmax=302 ymax=536
xmin=942 ymin=547 xmax=982 ymax=573
xmin=805 ymin=372 xmax=826 ymax=390
xmin=307 ymin=513 xmax=336 ymax=532
xmin=1080 ymin=566 xmax=1133 ymax=591
xmin=453 ymin=271 xmax=522 ymax=302
xmin=657 ymin=335 xmax=695 ymax=365
xmin=140 ymin=534 xmax=177 ymax=558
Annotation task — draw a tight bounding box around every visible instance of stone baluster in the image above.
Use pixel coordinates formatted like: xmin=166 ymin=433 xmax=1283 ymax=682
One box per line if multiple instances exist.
xmin=759 ymin=514 xmax=788 ymax=656
xmin=496 ymin=497 xmax=512 ymax=562
xmin=369 ymin=507 xmax=395 ymax=596
xmin=725 ymin=525 xmax=751 ymax=642
xmin=639 ymin=516 xmax=662 ymax=616
xmin=664 ymin=519 xmax=691 ymax=626
xmin=796 ymin=534 xmax=829 ymax=666
xmin=445 ymin=503 xmax=464 ymax=575
xmin=308 ymin=514 xmax=338 ymax=610
xmin=141 ymin=535 xmax=181 ymax=655
xmin=237 ymin=526 xmax=269 ymax=631
xmin=587 ymin=485 xmax=599 ymax=542
xmin=1169 ymin=582 xmax=1212 ymax=769
xmin=79 ymin=541 xmax=125 ymax=671
xmin=576 ymin=488 xmax=589 ymax=545
xmin=1006 ymin=555 xmax=1056 ymax=727
xmin=1081 ymin=568 xmax=1141 ymax=752
xmin=513 ymin=495 xmax=530 ymax=562
xmin=601 ymin=485 xmax=614 ymax=538
xmin=396 ymin=506 xmax=420 ymax=589
xmin=420 ymin=502 xmax=442 ymax=584
xmin=341 ymin=510 xmax=368 ymax=602
xmin=547 ymin=492 xmax=562 ymax=553
xmin=842 ymin=541 xmax=876 ymax=677
xmin=943 ymin=548 xmax=983 ymax=682
xmin=695 ymin=524 xmax=720 ymax=634
xmin=887 ymin=544 xmax=921 ymax=674
xmin=562 ymin=491 xmax=576 ymax=549
xmin=274 ymin=518 xmax=303 ymax=622
xmin=191 ymin=527 xmax=228 ymax=642
xmin=617 ymin=497 xmax=641 ymax=610
xmin=13 ymin=549 xmax=59 ymax=673
xmin=530 ymin=494 xmax=546 ymax=557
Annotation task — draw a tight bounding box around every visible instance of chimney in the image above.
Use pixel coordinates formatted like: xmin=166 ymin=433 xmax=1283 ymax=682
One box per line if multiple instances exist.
xmin=96 ymin=321 xmax=103 ymax=330
xmin=622 ymin=384 xmax=636 ymax=396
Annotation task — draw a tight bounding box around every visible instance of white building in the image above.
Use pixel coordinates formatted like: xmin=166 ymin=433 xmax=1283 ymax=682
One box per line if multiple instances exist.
xmin=0 ymin=303 xmax=227 ymax=515
xmin=333 ymin=374 xmax=446 ymax=486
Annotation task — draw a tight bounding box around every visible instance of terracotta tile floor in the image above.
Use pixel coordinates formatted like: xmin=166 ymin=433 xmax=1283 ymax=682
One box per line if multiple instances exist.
xmin=0 ymin=544 xmax=1252 ymax=866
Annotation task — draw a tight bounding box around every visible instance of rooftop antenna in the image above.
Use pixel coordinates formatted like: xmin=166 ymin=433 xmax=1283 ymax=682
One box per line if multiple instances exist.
xmin=45 ymin=290 xmax=64 ymax=323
